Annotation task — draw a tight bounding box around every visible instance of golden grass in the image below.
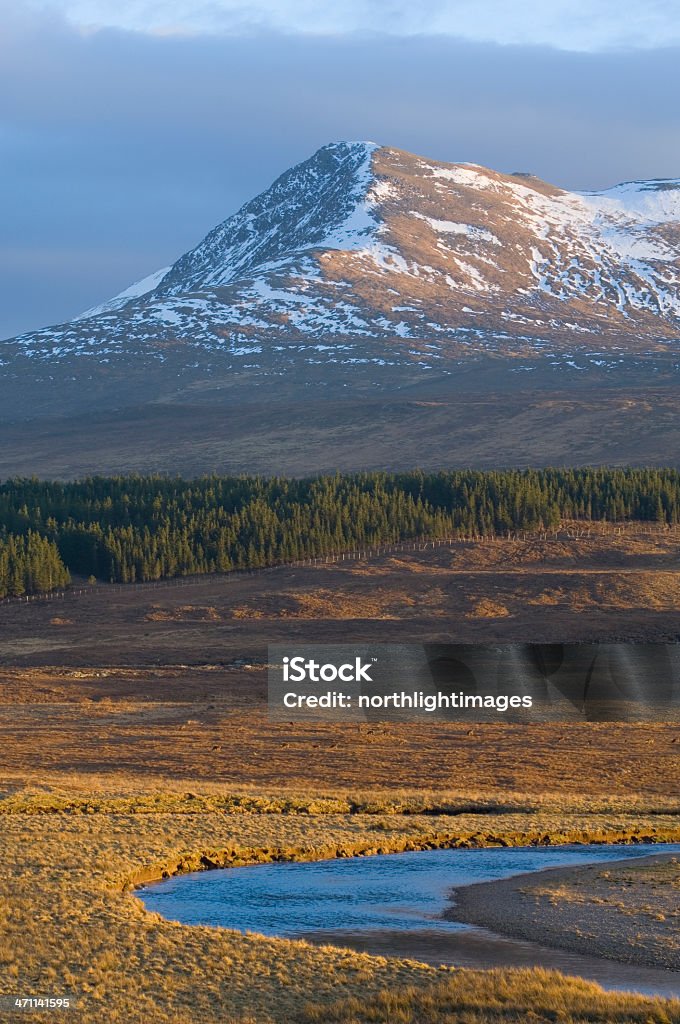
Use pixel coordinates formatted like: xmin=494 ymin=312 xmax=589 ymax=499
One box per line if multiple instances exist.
xmin=2 ymin=784 xmax=680 ymax=821
xmin=1 ymin=785 xmax=679 ymax=1023
xmin=465 ymin=598 xmax=511 ymax=619
xmin=231 ymin=587 xmax=418 ymax=620
xmin=144 ymin=605 xmax=221 ymax=622
xmin=1 ymin=663 xmax=678 ymax=796
xmin=302 ymin=969 xmax=680 ymax=1023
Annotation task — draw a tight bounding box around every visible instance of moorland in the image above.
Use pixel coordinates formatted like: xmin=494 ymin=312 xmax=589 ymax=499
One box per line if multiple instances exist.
xmin=1 ymin=523 xmax=680 ymax=1022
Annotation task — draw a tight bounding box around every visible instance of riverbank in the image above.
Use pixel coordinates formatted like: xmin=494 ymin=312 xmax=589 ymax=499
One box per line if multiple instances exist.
xmin=447 ymin=852 xmax=680 ymax=971
xmin=146 ymin=841 xmax=680 ymax=998
xmin=2 ymin=785 xmax=680 ymax=1023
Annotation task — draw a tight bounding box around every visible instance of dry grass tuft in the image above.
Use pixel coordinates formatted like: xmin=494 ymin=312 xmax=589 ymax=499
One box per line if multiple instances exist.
xmin=302 ymin=968 xmax=680 ymax=1023
xmin=144 ymin=605 xmax=221 ymax=622
xmin=466 ymin=599 xmax=511 ymax=619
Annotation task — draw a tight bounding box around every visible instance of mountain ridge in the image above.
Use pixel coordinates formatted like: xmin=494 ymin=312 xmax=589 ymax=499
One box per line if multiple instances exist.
xmin=82 ymin=147 xmax=680 ymax=323
xmin=1 ymin=141 xmax=679 ymax=429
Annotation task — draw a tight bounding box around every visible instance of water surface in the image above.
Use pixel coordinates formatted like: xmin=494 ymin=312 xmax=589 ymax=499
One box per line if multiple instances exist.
xmin=140 ymin=843 xmax=680 ymax=997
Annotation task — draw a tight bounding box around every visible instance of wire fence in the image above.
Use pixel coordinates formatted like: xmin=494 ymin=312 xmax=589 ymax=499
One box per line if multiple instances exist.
xmin=2 ymin=521 xmax=680 ymax=608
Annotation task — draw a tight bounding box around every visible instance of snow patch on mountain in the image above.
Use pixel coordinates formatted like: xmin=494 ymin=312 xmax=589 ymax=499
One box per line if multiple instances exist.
xmin=76 ymin=266 xmax=171 ymax=320
xmin=412 ymin=212 xmax=501 ymax=245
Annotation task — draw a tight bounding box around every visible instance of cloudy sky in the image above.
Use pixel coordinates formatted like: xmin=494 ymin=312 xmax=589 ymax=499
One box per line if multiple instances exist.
xmin=1 ymin=0 xmax=679 ymax=338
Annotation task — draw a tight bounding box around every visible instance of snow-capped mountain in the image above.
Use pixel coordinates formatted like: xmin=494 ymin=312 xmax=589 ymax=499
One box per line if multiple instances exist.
xmin=3 ymin=141 xmax=680 ymax=415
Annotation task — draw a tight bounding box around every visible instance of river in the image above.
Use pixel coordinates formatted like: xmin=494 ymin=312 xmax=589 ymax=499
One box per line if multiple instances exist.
xmin=139 ymin=843 xmax=680 ymax=998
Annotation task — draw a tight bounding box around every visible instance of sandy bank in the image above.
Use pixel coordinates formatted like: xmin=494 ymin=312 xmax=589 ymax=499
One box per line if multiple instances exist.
xmin=447 ymin=852 xmax=680 ymax=971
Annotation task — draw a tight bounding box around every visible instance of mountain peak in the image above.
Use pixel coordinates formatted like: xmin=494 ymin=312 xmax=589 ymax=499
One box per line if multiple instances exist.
xmin=154 ymin=140 xmax=381 ymax=296
xmin=3 ymin=142 xmax=679 ymax=422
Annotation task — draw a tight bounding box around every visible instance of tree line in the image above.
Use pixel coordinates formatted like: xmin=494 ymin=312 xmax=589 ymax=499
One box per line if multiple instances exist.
xmin=0 ymin=467 xmax=678 ymax=594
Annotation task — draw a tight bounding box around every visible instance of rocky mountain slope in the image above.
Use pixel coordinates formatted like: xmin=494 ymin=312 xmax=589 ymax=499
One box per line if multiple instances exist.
xmin=3 ymin=141 xmax=680 ymax=398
